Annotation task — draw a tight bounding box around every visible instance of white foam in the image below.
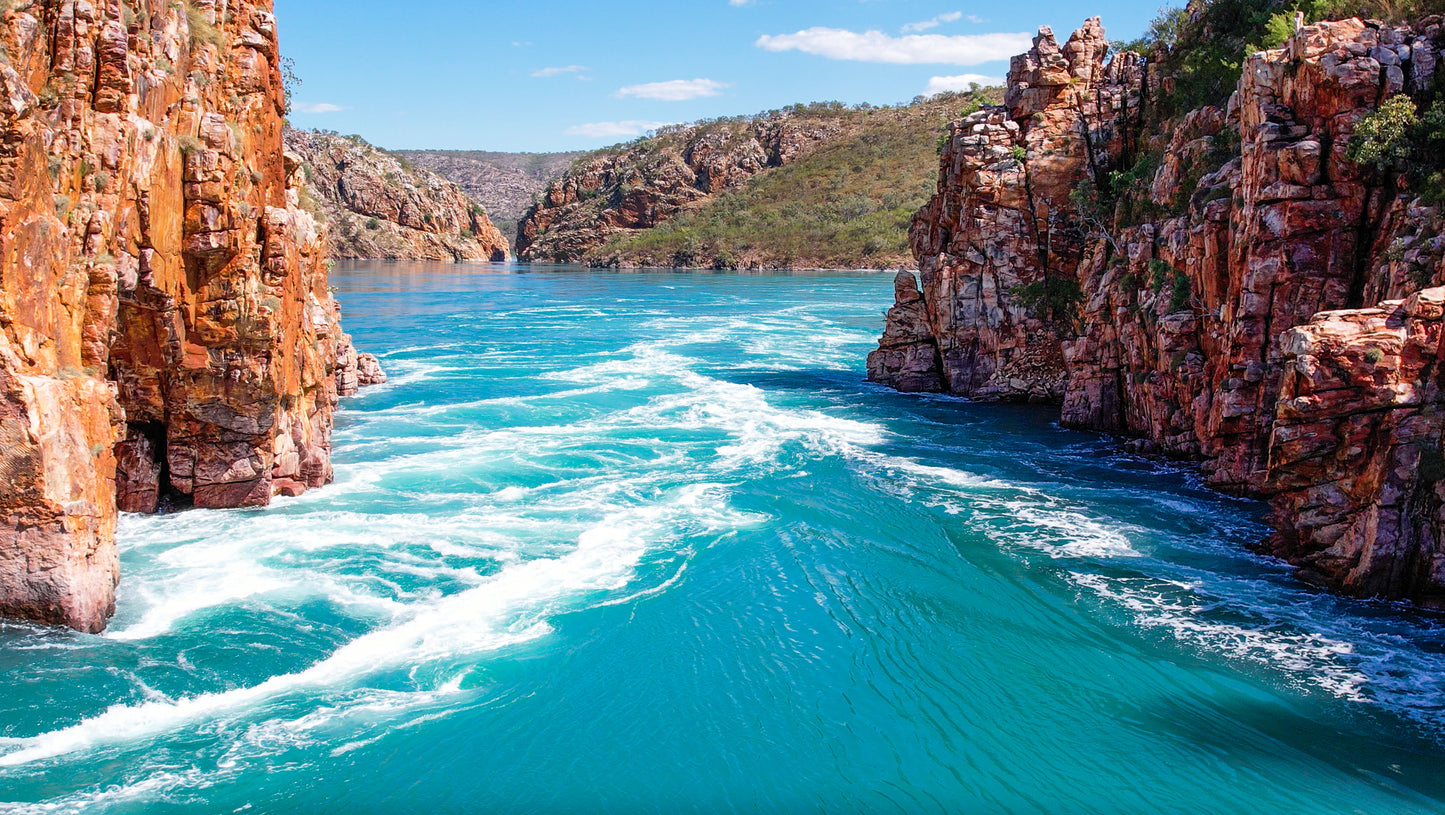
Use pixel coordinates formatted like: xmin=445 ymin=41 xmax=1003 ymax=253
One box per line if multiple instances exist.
xmin=1071 ymin=573 xmax=1370 ymax=701
xmin=0 ymin=767 xmax=215 ymax=814
xmin=846 ymin=449 xmax=1142 ymax=559
xmin=107 ymin=539 xmax=291 ymax=642
xmin=4 ymin=484 xmax=753 ymax=768
xmin=633 ymin=314 xmax=878 ymax=372
xmin=997 ymin=502 xmax=1144 ymax=559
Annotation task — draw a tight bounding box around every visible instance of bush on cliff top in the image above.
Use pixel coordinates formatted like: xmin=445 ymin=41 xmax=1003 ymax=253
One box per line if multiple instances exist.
xmin=1134 ymin=0 xmax=1445 ymax=114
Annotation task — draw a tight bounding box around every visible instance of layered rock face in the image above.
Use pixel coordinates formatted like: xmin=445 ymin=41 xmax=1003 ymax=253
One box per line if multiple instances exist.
xmin=394 ymin=149 xmax=583 ymax=248
xmin=515 ymin=114 xmax=843 ymax=263
xmin=871 ymin=20 xmax=1142 ymax=401
xmin=870 ymin=16 xmax=1445 ymax=605
xmin=0 ymin=0 xmax=364 ymax=632
xmin=285 ymin=130 xmax=509 ymax=262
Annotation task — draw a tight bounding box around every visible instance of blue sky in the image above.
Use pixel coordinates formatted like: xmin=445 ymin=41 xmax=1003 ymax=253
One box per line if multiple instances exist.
xmin=274 ymin=0 xmax=1163 ymax=153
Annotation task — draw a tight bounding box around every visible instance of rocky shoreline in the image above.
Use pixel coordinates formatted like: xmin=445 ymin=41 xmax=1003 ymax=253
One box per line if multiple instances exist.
xmin=869 ymin=15 xmax=1445 ymax=605
xmin=0 ymin=0 xmax=380 ymax=632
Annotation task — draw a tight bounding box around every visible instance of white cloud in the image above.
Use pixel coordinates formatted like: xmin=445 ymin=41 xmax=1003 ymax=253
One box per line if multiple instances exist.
xmin=902 ymin=11 xmax=963 ymax=34
xmin=565 ymin=120 xmax=672 ymax=139
xmin=729 ymin=0 xmax=753 ymax=5
xmin=615 ymin=78 xmax=730 ymax=102
xmin=755 ymin=27 xmax=1030 ymax=65
xmin=966 ymin=15 xmax=985 ymax=23
xmin=532 ymin=65 xmax=589 ymax=78
xmin=926 ymin=73 xmax=1002 ymax=95
xmin=293 ymin=102 xmax=347 ymax=114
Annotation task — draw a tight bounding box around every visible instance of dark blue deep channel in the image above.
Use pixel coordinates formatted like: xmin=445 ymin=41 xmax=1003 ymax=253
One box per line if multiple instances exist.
xmin=2 ymin=262 xmax=1445 ymax=813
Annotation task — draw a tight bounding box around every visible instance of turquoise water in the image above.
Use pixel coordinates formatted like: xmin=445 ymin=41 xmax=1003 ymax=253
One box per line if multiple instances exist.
xmin=2 ymin=262 xmax=1445 ymax=813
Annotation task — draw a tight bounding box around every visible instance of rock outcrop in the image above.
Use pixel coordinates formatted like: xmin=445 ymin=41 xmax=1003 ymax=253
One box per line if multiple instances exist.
xmin=516 ymin=96 xmax=1001 ymax=270
xmin=871 ymin=19 xmax=1141 ymax=401
xmin=0 ymin=0 xmax=367 ymax=632
xmin=285 ymin=130 xmax=508 ymax=262
xmin=870 ymin=15 xmax=1445 ymax=605
xmin=393 ymin=149 xmax=582 ymax=248
xmin=515 ymin=112 xmax=845 ymax=263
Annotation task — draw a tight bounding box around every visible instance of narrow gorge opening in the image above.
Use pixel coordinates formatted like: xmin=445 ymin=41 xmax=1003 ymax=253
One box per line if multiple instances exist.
xmin=118 ymin=420 xmax=193 ymax=515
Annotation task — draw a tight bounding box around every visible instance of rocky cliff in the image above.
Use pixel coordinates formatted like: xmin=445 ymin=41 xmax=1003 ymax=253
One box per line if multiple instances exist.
xmin=516 ymin=96 xmax=998 ymax=269
xmin=394 ymin=149 xmax=582 ymax=249
xmin=0 ymin=0 xmax=367 ymax=632
xmin=515 ymin=110 xmax=849 ymax=263
xmin=285 ymin=130 xmax=508 ymax=262
xmin=870 ymin=14 xmax=1445 ymax=605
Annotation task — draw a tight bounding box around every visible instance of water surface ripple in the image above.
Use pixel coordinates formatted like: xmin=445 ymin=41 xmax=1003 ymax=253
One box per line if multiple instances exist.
xmin=2 ymin=262 xmax=1444 ymax=813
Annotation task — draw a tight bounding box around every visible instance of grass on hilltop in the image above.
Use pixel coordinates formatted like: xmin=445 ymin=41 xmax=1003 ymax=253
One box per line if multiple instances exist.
xmin=586 ymin=89 xmax=1001 ymax=270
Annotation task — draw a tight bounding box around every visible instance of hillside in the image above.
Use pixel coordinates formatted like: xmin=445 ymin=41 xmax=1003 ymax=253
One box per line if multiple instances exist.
xmin=517 ymin=91 xmax=1001 ymax=269
xmin=286 ymin=130 xmax=509 ymax=261
xmin=396 ymin=150 xmax=582 ymax=246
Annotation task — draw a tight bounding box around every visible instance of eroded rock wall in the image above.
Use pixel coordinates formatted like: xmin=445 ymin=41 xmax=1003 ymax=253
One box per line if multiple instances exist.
xmin=515 ymin=115 xmax=843 ymax=263
xmin=0 ymin=0 xmax=359 ymax=631
xmin=869 ymin=19 xmax=1143 ymax=401
xmin=870 ymin=15 xmax=1445 ymax=604
xmin=285 ymin=130 xmax=509 ymax=262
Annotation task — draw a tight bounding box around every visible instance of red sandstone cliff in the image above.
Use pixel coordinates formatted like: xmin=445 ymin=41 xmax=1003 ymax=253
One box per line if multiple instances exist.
xmin=515 ymin=113 xmax=844 ymax=263
xmin=285 ymin=129 xmax=509 ymax=262
xmin=870 ymin=16 xmax=1445 ymax=605
xmin=0 ymin=0 xmax=365 ymax=632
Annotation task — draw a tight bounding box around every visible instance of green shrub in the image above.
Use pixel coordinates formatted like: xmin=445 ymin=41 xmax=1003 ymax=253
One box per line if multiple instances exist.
xmin=1248 ymin=11 xmax=1297 ymax=52
xmin=1347 ymin=95 xmax=1445 ymax=204
xmin=1349 ymin=95 xmax=1419 ymax=172
xmin=1148 ymin=259 xmax=1194 ymax=311
xmin=1364 ymin=347 xmax=1385 ymax=364
xmin=1012 ymin=276 xmax=1083 ymax=323
xmin=1170 ymin=269 xmax=1194 ymax=311
xmin=184 ymin=1 xmax=226 ymax=51
xmin=1149 ymin=259 xmax=1176 ymax=290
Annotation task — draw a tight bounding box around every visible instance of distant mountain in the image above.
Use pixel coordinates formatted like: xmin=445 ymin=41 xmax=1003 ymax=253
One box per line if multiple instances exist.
xmin=394 ymin=151 xmax=584 ymax=247
xmin=286 ymin=131 xmax=509 ymax=261
xmin=513 ymin=90 xmax=1001 ymax=270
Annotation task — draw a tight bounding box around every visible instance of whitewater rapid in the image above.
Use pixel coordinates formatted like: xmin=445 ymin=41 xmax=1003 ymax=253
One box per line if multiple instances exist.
xmin=2 ymin=265 xmax=1442 ymax=814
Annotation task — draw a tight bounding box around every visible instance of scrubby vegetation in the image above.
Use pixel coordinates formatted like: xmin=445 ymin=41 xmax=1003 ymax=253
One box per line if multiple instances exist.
xmin=1013 ymin=276 xmax=1086 ymax=324
xmin=1349 ymin=94 xmax=1445 ymax=202
xmin=183 ymin=1 xmax=226 ymax=51
xmin=584 ymin=89 xmax=1001 ymax=270
xmin=1076 ymin=0 xmax=1445 ymax=262
xmin=1124 ymin=0 xmax=1445 ymax=117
